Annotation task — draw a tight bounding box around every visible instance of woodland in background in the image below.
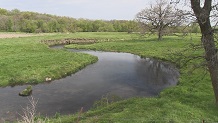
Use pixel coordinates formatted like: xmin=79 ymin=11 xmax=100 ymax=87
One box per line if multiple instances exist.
xmin=0 ymin=8 xmax=200 ymax=34
xmin=0 ymin=8 xmax=140 ymax=33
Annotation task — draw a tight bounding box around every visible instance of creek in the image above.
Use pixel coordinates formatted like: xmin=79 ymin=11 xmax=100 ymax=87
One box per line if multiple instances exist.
xmin=0 ymin=45 xmax=179 ymax=121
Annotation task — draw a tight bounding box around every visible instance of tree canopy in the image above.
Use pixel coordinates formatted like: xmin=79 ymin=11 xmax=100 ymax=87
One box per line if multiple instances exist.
xmin=0 ymin=8 xmax=140 ymax=33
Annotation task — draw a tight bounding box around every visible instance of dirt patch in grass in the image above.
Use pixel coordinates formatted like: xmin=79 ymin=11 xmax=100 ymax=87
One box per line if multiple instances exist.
xmin=41 ymin=38 xmax=97 ymax=46
xmin=0 ymin=33 xmax=47 ymax=39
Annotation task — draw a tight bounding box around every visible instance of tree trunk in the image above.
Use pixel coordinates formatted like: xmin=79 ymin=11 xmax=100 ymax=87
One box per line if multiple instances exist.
xmin=191 ymin=0 xmax=218 ymax=103
xmin=201 ymin=28 xmax=218 ymax=103
xmin=158 ymin=31 xmax=163 ymax=41
xmin=158 ymin=25 xmax=163 ymax=41
xmin=209 ymin=61 xmax=218 ymax=104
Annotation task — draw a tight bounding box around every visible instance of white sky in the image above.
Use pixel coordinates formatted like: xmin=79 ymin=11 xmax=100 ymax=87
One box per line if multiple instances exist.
xmin=0 ymin=0 xmax=156 ymax=20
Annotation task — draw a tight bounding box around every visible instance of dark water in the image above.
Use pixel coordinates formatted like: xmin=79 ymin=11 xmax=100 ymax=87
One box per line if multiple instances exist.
xmin=0 ymin=45 xmax=179 ymax=122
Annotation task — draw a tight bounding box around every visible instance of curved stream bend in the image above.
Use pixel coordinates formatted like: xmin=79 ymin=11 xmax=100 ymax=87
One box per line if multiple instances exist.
xmin=0 ymin=45 xmax=179 ymax=121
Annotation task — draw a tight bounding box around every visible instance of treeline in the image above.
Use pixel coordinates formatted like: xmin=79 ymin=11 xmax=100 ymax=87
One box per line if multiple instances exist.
xmin=0 ymin=8 xmax=140 ymax=33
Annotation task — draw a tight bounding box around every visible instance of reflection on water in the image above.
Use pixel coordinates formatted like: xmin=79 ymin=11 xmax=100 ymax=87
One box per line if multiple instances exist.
xmin=0 ymin=45 xmax=179 ymax=122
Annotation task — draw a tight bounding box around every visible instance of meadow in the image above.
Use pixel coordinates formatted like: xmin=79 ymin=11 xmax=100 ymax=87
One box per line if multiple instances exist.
xmin=0 ymin=33 xmax=98 ymax=87
xmin=52 ymin=33 xmax=218 ymax=122
xmin=0 ymin=32 xmax=217 ymax=122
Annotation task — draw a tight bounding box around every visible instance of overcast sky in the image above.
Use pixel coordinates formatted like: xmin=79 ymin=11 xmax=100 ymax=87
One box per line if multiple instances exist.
xmin=0 ymin=0 xmax=156 ymax=20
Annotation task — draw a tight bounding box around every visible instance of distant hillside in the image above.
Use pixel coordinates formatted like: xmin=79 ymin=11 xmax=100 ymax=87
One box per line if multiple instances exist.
xmin=0 ymin=8 xmax=140 ymax=33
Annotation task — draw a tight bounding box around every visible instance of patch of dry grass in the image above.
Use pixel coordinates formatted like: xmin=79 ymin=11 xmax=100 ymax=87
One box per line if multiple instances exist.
xmin=0 ymin=33 xmax=51 ymax=39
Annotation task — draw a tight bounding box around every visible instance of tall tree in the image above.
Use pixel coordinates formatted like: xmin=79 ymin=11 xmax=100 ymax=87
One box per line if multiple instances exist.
xmin=190 ymin=0 xmax=218 ymax=103
xmin=136 ymin=0 xmax=185 ymax=40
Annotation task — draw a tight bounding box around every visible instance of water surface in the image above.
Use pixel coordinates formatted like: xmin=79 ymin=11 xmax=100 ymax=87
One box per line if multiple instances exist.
xmin=0 ymin=45 xmax=179 ymax=121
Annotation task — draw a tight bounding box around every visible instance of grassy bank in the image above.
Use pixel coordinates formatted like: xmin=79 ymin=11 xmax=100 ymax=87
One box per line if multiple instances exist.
xmin=1 ymin=32 xmax=217 ymax=122
xmin=0 ymin=34 xmax=98 ymax=87
xmin=0 ymin=32 xmax=137 ymax=87
xmin=45 ymin=33 xmax=218 ymax=122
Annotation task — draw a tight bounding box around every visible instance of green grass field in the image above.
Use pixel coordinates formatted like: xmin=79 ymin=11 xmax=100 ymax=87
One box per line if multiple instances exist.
xmin=51 ymin=33 xmax=218 ymax=122
xmin=0 ymin=32 xmax=217 ymax=122
xmin=0 ymin=34 xmax=98 ymax=87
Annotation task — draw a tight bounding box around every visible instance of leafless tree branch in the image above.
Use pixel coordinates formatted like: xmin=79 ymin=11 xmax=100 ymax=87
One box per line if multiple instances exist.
xmin=136 ymin=0 xmax=187 ymax=40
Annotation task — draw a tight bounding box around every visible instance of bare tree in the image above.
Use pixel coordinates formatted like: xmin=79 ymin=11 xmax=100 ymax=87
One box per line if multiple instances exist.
xmin=190 ymin=0 xmax=218 ymax=104
xmin=136 ymin=0 xmax=186 ymax=40
xmin=170 ymin=0 xmax=218 ymax=103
